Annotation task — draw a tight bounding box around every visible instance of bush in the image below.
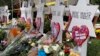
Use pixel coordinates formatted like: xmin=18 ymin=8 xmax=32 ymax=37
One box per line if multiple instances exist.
xmin=0 ymin=29 xmax=6 ymax=41
xmin=87 ymin=39 xmax=100 ymax=56
xmin=43 ymin=15 xmax=51 ymax=33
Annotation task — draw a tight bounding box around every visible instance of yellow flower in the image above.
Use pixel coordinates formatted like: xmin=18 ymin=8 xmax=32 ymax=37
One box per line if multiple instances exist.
xmin=28 ymin=41 xmax=32 ymax=44
xmin=8 ymin=21 xmax=12 ymax=24
xmin=96 ymin=29 xmax=100 ymax=33
xmin=31 ymin=42 xmax=35 ymax=47
xmin=64 ymin=25 xmax=67 ymax=29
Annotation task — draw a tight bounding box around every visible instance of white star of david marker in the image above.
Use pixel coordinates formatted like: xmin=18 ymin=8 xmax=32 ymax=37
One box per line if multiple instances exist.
xmin=36 ymin=3 xmax=44 ymax=34
xmin=50 ymin=0 xmax=65 ymax=43
xmin=68 ymin=0 xmax=98 ymax=37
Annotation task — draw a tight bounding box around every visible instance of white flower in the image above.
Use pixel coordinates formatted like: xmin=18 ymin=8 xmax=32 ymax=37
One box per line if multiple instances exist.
xmin=43 ymin=45 xmax=50 ymax=53
xmin=59 ymin=51 xmax=64 ymax=56
xmin=51 ymin=44 xmax=60 ymax=51
xmin=31 ymin=42 xmax=35 ymax=47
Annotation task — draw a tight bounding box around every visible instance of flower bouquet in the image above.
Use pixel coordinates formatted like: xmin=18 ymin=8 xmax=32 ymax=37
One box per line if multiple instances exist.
xmin=0 ymin=29 xmax=7 ymax=51
xmin=0 ymin=29 xmax=44 ymax=56
xmin=0 ymin=31 xmax=26 ymax=56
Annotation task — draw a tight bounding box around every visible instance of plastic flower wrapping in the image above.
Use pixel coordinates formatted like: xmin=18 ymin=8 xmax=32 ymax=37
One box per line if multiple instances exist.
xmin=0 ymin=29 xmax=43 ymax=56
xmin=0 ymin=31 xmax=26 ymax=56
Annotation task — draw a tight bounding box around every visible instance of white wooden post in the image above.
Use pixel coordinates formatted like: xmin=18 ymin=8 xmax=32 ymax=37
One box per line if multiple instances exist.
xmin=78 ymin=38 xmax=89 ymax=56
xmin=0 ymin=6 xmax=10 ymax=24
xmin=20 ymin=1 xmax=27 ymax=21
xmin=26 ymin=0 xmax=33 ymax=30
xmin=4 ymin=6 xmax=10 ymax=24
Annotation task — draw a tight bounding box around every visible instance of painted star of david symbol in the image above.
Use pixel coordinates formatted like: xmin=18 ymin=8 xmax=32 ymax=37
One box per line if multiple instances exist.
xmin=68 ymin=0 xmax=98 ymax=37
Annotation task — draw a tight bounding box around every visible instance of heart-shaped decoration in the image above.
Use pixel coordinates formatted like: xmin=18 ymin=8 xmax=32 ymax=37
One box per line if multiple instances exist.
xmin=72 ymin=25 xmax=89 ymax=46
xmin=35 ymin=17 xmax=41 ymax=31
xmin=51 ymin=22 xmax=60 ymax=41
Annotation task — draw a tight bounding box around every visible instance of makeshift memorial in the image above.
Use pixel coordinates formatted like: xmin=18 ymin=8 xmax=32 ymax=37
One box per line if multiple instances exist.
xmin=0 ymin=0 xmax=99 ymax=56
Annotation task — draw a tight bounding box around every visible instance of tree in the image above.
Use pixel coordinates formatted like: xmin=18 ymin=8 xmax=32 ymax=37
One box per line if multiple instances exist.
xmin=91 ymin=0 xmax=100 ymax=5
xmin=90 ymin=0 xmax=100 ymax=9
xmin=0 ymin=0 xmax=12 ymax=9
